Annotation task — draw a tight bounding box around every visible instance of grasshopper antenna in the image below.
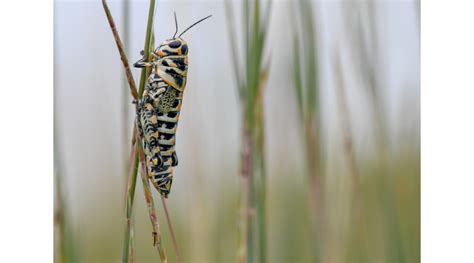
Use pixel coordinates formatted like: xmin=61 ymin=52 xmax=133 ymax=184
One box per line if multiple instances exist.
xmin=178 ymin=14 xmax=212 ymax=38
xmin=172 ymin=12 xmax=179 ymax=39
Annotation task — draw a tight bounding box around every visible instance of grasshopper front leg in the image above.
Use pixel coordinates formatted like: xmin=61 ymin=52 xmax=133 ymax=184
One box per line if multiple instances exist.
xmin=134 ymin=50 xmax=159 ymax=68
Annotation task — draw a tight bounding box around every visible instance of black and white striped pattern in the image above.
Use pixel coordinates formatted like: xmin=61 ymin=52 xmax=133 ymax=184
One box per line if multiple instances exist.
xmin=136 ymin=55 xmax=186 ymax=198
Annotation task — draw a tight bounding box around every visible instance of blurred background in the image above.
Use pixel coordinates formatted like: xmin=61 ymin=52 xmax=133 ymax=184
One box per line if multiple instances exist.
xmin=54 ymin=0 xmax=419 ymax=262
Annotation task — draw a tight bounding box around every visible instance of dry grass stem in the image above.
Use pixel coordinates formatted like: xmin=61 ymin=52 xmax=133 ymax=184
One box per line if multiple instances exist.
xmin=102 ymin=0 xmax=138 ymax=100
xmin=333 ymin=54 xmax=370 ymax=256
xmin=333 ymin=56 xmax=360 ymax=195
xmin=160 ymin=196 xmax=181 ymax=263
xmin=124 ymin=140 xmax=138 ymax=263
xmin=137 ymin=142 xmax=168 ymax=262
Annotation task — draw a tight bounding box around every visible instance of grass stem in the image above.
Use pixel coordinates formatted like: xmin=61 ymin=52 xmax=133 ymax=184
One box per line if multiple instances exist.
xmin=291 ymin=1 xmax=324 ymax=260
xmin=121 ymin=0 xmax=132 ymax=182
xmin=102 ymin=0 xmax=138 ymax=100
xmin=137 ymin=143 xmax=168 ymax=262
xmin=102 ymin=0 xmax=158 ymax=262
xmin=333 ymin=54 xmax=369 ymax=260
xmin=225 ymin=1 xmax=271 ymax=261
xmin=123 ymin=140 xmax=139 ymax=263
xmin=161 ymin=196 xmax=181 ymax=263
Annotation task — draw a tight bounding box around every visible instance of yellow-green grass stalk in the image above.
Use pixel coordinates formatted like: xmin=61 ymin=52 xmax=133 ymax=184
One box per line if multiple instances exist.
xmin=291 ymin=0 xmax=325 ymax=261
xmin=225 ymin=0 xmax=272 ymax=262
xmin=124 ymin=138 xmax=139 ymax=262
xmin=102 ymin=0 xmax=159 ymax=262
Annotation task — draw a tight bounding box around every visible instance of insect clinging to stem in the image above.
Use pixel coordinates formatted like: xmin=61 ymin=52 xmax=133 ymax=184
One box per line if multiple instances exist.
xmin=134 ymin=13 xmax=212 ymax=198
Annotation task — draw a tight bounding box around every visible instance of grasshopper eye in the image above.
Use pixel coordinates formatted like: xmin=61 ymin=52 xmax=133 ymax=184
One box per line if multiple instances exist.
xmin=169 ymin=40 xmax=181 ymax=48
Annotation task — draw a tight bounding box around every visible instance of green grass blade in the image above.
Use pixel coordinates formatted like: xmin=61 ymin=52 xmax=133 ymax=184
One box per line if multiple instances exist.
xmin=122 ymin=1 xmax=156 ymax=262
xmin=224 ymin=0 xmax=245 ymax=98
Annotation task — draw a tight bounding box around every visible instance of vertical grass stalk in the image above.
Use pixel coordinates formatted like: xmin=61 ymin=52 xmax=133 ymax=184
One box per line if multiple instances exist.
xmin=124 ymin=140 xmax=139 ymax=263
xmin=291 ymin=1 xmax=324 ymax=261
xmin=122 ymin=0 xmax=131 ymax=180
xmin=343 ymin=4 xmax=406 ymax=260
xmin=333 ymin=55 xmax=369 ymax=260
xmin=225 ymin=1 xmax=272 ymax=262
xmin=102 ymin=0 xmax=158 ymax=262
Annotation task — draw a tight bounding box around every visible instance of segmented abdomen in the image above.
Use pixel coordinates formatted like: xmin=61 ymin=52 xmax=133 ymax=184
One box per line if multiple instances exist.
xmin=137 ymin=74 xmax=183 ymax=198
